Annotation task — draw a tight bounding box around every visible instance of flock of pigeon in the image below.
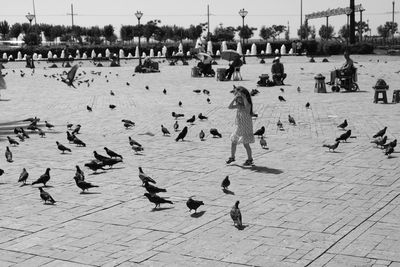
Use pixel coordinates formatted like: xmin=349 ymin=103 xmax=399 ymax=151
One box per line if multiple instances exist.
xmin=0 ymin=62 xmax=397 ymax=231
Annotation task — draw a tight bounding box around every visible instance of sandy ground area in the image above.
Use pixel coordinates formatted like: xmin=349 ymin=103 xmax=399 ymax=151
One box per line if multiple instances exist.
xmin=0 ymin=54 xmax=400 ymax=266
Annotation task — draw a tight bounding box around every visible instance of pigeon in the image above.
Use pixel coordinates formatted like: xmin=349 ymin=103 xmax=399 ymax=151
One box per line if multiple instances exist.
xmin=336 ymin=130 xmax=352 ymax=142
xmin=18 ymin=168 xmax=29 ymax=185
xmin=145 ymin=85 xmax=149 ymax=90
xmin=104 ymin=147 xmax=123 ymax=159
xmin=173 ymin=121 xmax=179 ymax=132
xmin=138 ymin=167 xmax=156 ymax=185
xmin=73 ymin=136 xmax=86 ymax=147
xmin=221 ymin=175 xmax=230 ymax=189
xmin=230 ymin=201 xmax=242 ymax=228
xmin=101 ymin=157 xmax=122 ymax=168
xmin=172 ymin=112 xmax=184 ymax=119
xmin=19 ymin=128 xmax=29 ymax=138
xmin=161 ymin=125 xmax=170 ymax=135
xmin=129 ymin=137 xmax=142 ymax=147
xmin=337 ymin=119 xmax=348 ymax=129
xmin=16 ymin=133 xmax=25 ymax=142
xmin=126 ymin=82 xmax=130 ymax=86
xmin=32 ymin=168 xmax=51 ymax=186
xmin=198 ymin=113 xmax=208 ymax=120
xmin=61 ymin=64 xmax=78 ymax=88
xmin=84 ymin=160 xmax=105 ymax=173
xmin=38 ymin=129 xmax=46 ymax=137
xmin=193 ymin=89 xmax=201 ymax=93
xmin=75 ymin=165 xmax=85 ymax=181
xmin=186 ymin=198 xmax=204 ymax=213
xmin=373 ymin=127 xmax=387 ymax=138
xmin=260 ymin=136 xmax=267 ymax=148
xmin=7 ymin=136 xmax=19 ymax=146
xmin=110 ymin=90 xmax=115 ymax=96
xmin=39 ymin=187 xmax=56 ymax=204
xmin=122 ymin=119 xmax=135 ymax=126
xmin=203 ymin=89 xmax=210 ymax=95
xmin=288 ymin=115 xmax=296 ymax=125
xmin=382 ymin=139 xmax=397 ymax=150
xmin=0 ymin=169 xmax=3 ymax=176
xmin=163 ymin=88 xmax=167 ymax=94
xmin=277 ymin=120 xmax=283 ymax=129
xmin=178 ymin=101 xmax=182 ymax=107
xmin=66 ymin=131 xmax=75 ymax=143
xmin=144 ymin=181 xmax=166 ymax=195
xmin=72 ymin=124 xmax=81 ymax=135
xmin=124 ymin=122 xmax=134 ymax=129
xmin=93 ymin=151 xmax=111 ymax=162
xmin=144 ymin=193 xmax=173 ymax=208
xmin=87 ymin=105 xmax=92 ymax=112
xmin=206 ymin=98 xmax=211 ymax=104
xmin=385 ymin=146 xmax=394 ymax=157
xmin=5 ymin=146 xmax=13 ymax=162
xmin=371 ymin=136 xmax=387 ymax=147
xmin=210 ymin=128 xmax=222 ymax=138
xmin=132 ymin=144 xmax=144 ymax=154
xmin=297 ymin=86 xmax=301 ymax=93
xmin=280 ymin=88 xmax=284 ymax=92
xmin=199 ymin=130 xmax=205 ymax=141
xmin=45 ymin=121 xmax=54 ymax=129
xmin=73 ymin=176 xmax=99 ymax=192
xmin=109 ymin=104 xmax=116 ymax=110
xmin=187 ymin=115 xmax=195 ymax=124
xmin=176 ymin=126 xmax=188 ymax=142
xmin=323 ymin=141 xmax=340 ymax=152
xmin=56 ymin=141 xmax=71 ymax=153
xmin=253 ymin=126 xmax=265 ymax=138
xmin=305 ymin=102 xmax=311 ymax=109
xmin=278 ymin=96 xmax=286 ymax=102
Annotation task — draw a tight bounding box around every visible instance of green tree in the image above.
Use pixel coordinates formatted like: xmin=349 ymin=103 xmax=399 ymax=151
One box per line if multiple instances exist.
xmin=0 ymin=20 xmax=10 ymax=39
xmin=377 ymin=21 xmax=398 ymax=39
xmin=212 ymin=26 xmax=235 ymax=42
xmin=23 ymin=32 xmax=41 ymax=45
xmin=259 ymin=25 xmax=286 ymax=40
xmin=120 ymin=25 xmax=134 ymax=42
xmin=238 ymin=25 xmax=256 ymax=42
xmin=318 ymin=25 xmax=334 ymax=39
xmin=39 ymin=23 xmax=53 ymax=41
xmin=187 ymin=24 xmax=203 ymax=41
xmin=9 ymin=23 xmax=22 ymax=38
xmin=259 ymin=26 xmax=274 ymax=40
xmin=338 ymin=25 xmax=349 ymax=39
xmin=103 ymin=24 xmax=116 ymax=43
xmin=21 ymin=23 xmax=30 ymax=34
xmin=143 ymin=20 xmax=161 ymax=42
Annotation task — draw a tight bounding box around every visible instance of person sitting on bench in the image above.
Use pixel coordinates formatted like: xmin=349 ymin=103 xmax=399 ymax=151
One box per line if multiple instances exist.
xmin=197 ymin=57 xmax=214 ymax=77
xmin=142 ymin=57 xmax=159 ymax=72
xmin=328 ymin=51 xmax=354 ymax=85
xmin=271 ymin=57 xmax=286 ymax=85
xmin=225 ymin=56 xmax=243 ymax=81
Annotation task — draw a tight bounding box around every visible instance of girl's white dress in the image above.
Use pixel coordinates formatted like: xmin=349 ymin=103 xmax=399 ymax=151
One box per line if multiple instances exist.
xmin=230 ymin=102 xmax=254 ymax=144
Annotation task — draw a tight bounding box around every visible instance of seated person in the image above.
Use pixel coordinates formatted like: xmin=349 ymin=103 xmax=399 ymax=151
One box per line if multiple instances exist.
xmin=197 ymin=57 xmax=214 ymax=77
xmin=142 ymin=57 xmax=159 ymax=72
xmin=328 ymin=51 xmax=354 ymax=84
xmin=271 ymin=57 xmax=286 ymax=85
xmin=225 ymin=56 xmax=243 ymax=80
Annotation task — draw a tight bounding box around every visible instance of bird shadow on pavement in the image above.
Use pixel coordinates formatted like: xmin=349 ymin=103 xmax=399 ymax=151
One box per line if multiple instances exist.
xmin=222 ymin=188 xmax=235 ymax=195
xmin=325 ymin=151 xmax=344 ymax=153
xmin=44 ymin=202 xmax=56 ymax=205
xmin=89 ymin=171 xmax=107 ymax=175
xmin=235 ymin=224 xmax=248 ymax=230
xmin=80 ymin=191 xmax=101 ymax=195
xmin=151 ymin=207 xmax=174 ymax=212
xmin=0 ymin=99 xmax=10 ymax=101
xmin=190 ymin=211 xmax=206 ymax=218
xmin=107 ymin=167 xmax=124 ymax=170
xmin=233 ymin=164 xmax=283 ymax=175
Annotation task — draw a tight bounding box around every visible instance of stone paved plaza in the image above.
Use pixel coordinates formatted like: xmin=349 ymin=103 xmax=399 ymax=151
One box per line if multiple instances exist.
xmin=0 ymin=55 xmax=400 ymax=266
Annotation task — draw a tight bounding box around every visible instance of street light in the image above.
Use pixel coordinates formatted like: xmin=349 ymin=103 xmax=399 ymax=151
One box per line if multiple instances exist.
xmin=135 ymin=10 xmax=143 ymax=70
xmin=345 ymin=7 xmax=352 ymax=47
xmin=26 ymin=12 xmax=35 ymax=27
xmin=358 ymin=4 xmax=365 ymax=42
xmin=238 ymin=8 xmax=248 ymax=62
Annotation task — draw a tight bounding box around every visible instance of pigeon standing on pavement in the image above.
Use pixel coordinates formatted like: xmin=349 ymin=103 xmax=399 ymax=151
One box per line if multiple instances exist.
xmin=336 ymin=130 xmax=352 ymax=142
xmin=143 ymin=193 xmax=173 ymax=209
xmin=173 ymin=121 xmax=179 ymax=132
xmin=278 ymin=96 xmax=286 ymax=102
xmin=323 ymin=141 xmax=340 ymax=152
xmin=138 ymin=167 xmax=156 ymax=185
xmin=337 ymin=119 xmax=348 ymax=129
xmin=187 ymin=115 xmax=195 ymax=124
xmin=161 ymin=125 xmax=171 ymax=136
xmin=7 ymin=136 xmax=19 ymax=146
xmin=221 ymin=175 xmax=230 ymax=190
xmin=230 ymin=201 xmax=243 ymax=228
xmin=18 ymin=168 xmax=29 ymax=185
xmin=104 ymin=147 xmax=123 ymax=159
xmin=260 ymin=136 xmax=267 ymax=149
xmin=56 ymin=141 xmax=71 ymax=153
xmin=144 ymin=181 xmax=166 ymax=195
xmin=253 ymin=126 xmax=265 ymax=138
xmin=199 ymin=130 xmax=205 ymax=141
xmin=73 ymin=175 xmax=99 ymax=192
xmin=175 ymin=126 xmax=188 ymax=142
xmin=39 ymin=187 xmax=56 ymax=204
xmin=288 ymin=115 xmax=296 ymax=125
xmin=210 ymin=128 xmax=222 ymax=138
xmin=186 ymin=198 xmax=204 ymax=213
xmin=32 ymin=168 xmax=51 ymax=186
xmin=5 ymin=146 xmax=13 ymax=163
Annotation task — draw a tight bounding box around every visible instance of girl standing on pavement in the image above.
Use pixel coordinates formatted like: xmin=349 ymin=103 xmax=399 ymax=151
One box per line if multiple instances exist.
xmin=226 ymin=86 xmax=254 ymax=166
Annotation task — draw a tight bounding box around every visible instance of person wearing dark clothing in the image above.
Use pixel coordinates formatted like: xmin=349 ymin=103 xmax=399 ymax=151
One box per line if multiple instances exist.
xmin=328 ymin=51 xmax=354 ymax=85
xmin=225 ymin=56 xmax=243 ymax=80
xmin=271 ymin=57 xmax=286 ymax=85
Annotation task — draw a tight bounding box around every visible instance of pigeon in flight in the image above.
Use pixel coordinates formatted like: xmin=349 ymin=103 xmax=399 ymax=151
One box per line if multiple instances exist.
xmin=61 ymin=65 xmax=79 ymax=88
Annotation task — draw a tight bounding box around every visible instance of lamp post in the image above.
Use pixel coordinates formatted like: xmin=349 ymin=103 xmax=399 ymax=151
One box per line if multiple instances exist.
xmin=135 ymin=10 xmax=143 ymax=69
xmin=345 ymin=7 xmax=352 ymax=48
xmin=359 ymin=4 xmax=365 ymax=42
xmin=26 ymin=13 xmax=35 ymax=28
xmin=238 ymin=8 xmax=248 ymax=63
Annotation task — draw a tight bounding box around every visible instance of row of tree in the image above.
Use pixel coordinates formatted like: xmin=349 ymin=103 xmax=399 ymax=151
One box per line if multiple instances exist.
xmin=0 ymin=19 xmax=397 ymax=46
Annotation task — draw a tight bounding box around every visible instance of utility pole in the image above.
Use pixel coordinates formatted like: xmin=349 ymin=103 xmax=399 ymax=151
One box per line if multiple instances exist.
xmin=393 ymin=1 xmax=395 ymax=39
xmin=350 ymin=0 xmax=355 ymax=44
xmin=67 ymin=4 xmax=76 ymax=28
xmin=32 ymin=0 xmax=37 ymax=25
xmin=207 ymin=5 xmax=210 ymax=41
xmin=300 ymin=0 xmax=303 ymax=40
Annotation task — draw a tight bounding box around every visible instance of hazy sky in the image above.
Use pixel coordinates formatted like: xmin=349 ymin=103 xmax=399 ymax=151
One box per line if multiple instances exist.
xmin=0 ymin=0 xmax=398 ymax=38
